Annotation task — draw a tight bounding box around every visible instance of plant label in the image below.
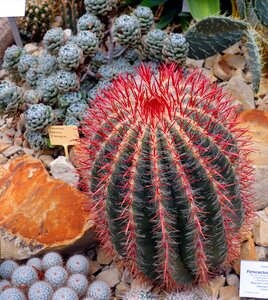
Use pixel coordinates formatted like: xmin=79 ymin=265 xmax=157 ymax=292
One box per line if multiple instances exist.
xmin=0 ymin=0 xmax=26 ymax=17
xmin=48 ymin=126 xmax=79 ymax=158
xmin=240 ymin=260 xmax=268 ymax=299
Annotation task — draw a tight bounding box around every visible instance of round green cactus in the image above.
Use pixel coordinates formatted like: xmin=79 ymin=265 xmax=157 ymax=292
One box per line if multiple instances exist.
xmin=3 ymin=45 xmax=25 ymax=71
xmin=25 ymin=103 xmax=54 ymax=131
xmin=75 ymin=31 xmax=99 ymax=57
xmin=43 ymin=28 xmax=65 ymax=55
xmin=77 ymin=13 xmax=103 ymax=39
xmin=84 ymin=0 xmax=117 ymax=16
xmin=132 ymin=6 xmax=154 ymax=35
xmin=55 ymin=70 xmax=80 ymax=94
xmin=142 ymin=29 xmax=167 ymax=61
xmin=0 ymin=81 xmax=23 ymax=116
xmin=39 ymin=77 xmax=59 ymax=106
xmin=25 ymin=131 xmax=48 ymax=150
xmin=58 ymin=43 xmax=84 ymax=71
xmin=18 ymin=54 xmax=38 ymax=78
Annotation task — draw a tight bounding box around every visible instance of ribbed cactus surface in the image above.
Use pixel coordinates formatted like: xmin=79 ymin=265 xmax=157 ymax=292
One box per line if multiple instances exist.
xmin=78 ymin=64 xmax=253 ymax=289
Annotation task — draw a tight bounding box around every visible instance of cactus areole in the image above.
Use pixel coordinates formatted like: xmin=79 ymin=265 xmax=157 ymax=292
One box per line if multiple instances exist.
xmin=78 ymin=64 xmax=253 ymax=289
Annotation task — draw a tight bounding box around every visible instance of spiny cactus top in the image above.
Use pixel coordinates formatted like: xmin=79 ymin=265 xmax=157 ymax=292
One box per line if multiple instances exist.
xmin=25 ymin=103 xmax=54 ymax=131
xmin=86 ymin=281 xmax=111 ymax=300
xmin=78 ymin=64 xmax=253 ymax=289
xmin=44 ymin=28 xmax=65 ymax=55
xmin=123 ymin=289 xmax=158 ymax=300
xmin=162 ymin=33 xmax=189 ymax=64
xmin=75 ymin=31 xmax=99 ymax=57
xmin=77 ymin=13 xmax=103 ymax=39
xmin=132 ymin=6 xmax=154 ymax=35
xmin=113 ymin=15 xmax=141 ymax=48
xmin=3 ymin=45 xmax=24 ymax=70
xmin=52 ymin=287 xmax=79 ymax=300
xmin=18 ymin=54 xmax=38 ymax=77
xmin=0 ymin=287 xmax=26 ymax=300
xmin=0 ymin=81 xmax=23 ymax=116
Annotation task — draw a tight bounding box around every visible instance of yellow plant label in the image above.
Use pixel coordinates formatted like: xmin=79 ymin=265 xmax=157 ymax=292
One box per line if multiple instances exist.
xmin=48 ymin=126 xmax=79 ymax=157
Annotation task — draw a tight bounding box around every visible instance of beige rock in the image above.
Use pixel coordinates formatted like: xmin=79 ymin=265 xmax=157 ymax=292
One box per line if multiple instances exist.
xmin=2 ymin=146 xmax=22 ymax=157
xmin=264 ymin=207 xmax=268 ymax=215
xmin=96 ymin=267 xmax=120 ymax=287
xmin=0 ymin=143 xmax=12 ymax=152
xmin=96 ymin=247 xmax=113 ymax=265
xmin=201 ymin=276 xmax=225 ymax=298
xmin=0 ymin=154 xmax=8 ymax=164
xmin=201 ymin=68 xmax=217 ymax=82
xmin=226 ymin=274 xmax=239 ymax=288
xmin=115 ymin=282 xmax=130 ymax=299
xmin=233 ymin=236 xmax=257 ymax=274
xmin=121 ymin=269 xmax=132 ymax=284
xmin=212 ymin=57 xmax=232 ymax=81
xmin=0 ymin=69 xmax=8 ymax=80
xmin=219 ymin=286 xmax=239 ymax=300
xmin=185 ymin=58 xmax=204 ymax=68
xmin=204 ymin=54 xmax=219 ymax=69
xmin=88 ymin=258 xmax=102 ymax=275
xmin=223 ymin=42 xmax=241 ymax=55
xmin=39 ymin=155 xmax=54 ymax=166
xmin=223 ymin=54 xmax=246 ymax=70
xmin=253 ymin=211 xmax=268 ymax=246
xmin=257 ymin=77 xmax=268 ymax=98
xmin=255 ymin=245 xmax=268 ymax=260
xmin=0 ymin=18 xmax=14 ymax=60
xmin=225 ymin=76 xmax=255 ymax=110
xmin=130 ymin=277 xmax=152 ymax=291
xmin=257 ymin=94 xmax=268 ymax=111
xmin=24 ymin=43 xmax=38 ymax=54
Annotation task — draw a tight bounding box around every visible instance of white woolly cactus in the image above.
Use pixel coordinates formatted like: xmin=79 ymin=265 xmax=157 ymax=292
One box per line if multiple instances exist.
xmin=11 ymin=266 xmax=38 ymax=287
xmin=45 ymin=266 xmax=68 ymax=289
xmin=67 ymin=274 xmax=89 ymax=297
xmin=0 ymin=260 xmax=19 ymax=280
xmin=28 ymin=281 xmax=54 ymax=300
xmin=0 ymin=280 xmax=11 ymax=292
xmin=86 ymin=281 xmax=111 ymax=300
xmin=52 ymin=287 xmax=79 ymax=300
xmin=66 ymin=255 xmax=90 ymax=276
xmin=0 ymin=287 xmax=26 ymax=300
xmin=26 ymin=258 xmax=43 ymax=272
xmin=123 ymin=289 xmax=158 ymax=300
xmin=42 ymin=252 xmax=63 ymax=271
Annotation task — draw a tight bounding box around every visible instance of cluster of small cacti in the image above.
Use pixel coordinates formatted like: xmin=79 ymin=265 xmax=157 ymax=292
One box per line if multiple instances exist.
xmin=0 ymin=252 xmax=111 ymax=300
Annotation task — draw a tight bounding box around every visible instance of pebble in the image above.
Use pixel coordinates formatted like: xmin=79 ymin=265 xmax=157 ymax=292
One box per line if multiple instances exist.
xmin=2 ymin=146 xmax=22 ymax=157
xmin=96 ymin=247 xmax=113 ymax=265
xmin=96 ymin=267 xmax=120 ymax=287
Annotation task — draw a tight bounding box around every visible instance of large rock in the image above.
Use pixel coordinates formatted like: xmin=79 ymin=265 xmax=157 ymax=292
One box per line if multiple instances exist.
xmin=238 ymin=110 xmax=268 ymax=210
xmin=0 ymin=18 xmax=14 ymax=60
xmin=0 ymin=155 xmax=95 ymax=260
xmin=253 ymin=211 xmax=268 ymax=246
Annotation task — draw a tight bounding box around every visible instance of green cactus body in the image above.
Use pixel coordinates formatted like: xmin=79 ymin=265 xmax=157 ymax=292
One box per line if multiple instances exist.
xmin=78 ymin=64 xmax=253 ymax=289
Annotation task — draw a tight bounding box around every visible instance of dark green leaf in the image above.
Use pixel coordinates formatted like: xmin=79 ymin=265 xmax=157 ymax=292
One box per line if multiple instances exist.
xmin=140 ymin=0 xmax=167 ymax=7
xmin=252 ymin=0 xmax=268 ymax=27
xmin=156 ymin=0 xmax=183 ymax=29
xmin=236 ymin=0 xmax=247 ymax=19
xmin=124 ymin=0 xmax=142 ymax=5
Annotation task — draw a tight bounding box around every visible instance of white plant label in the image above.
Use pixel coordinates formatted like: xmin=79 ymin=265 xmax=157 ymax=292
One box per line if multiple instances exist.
xmin=0 ymin=0 xmax=26 ymax=17
xmin=240 ymin=260 xmax=268 ymax=299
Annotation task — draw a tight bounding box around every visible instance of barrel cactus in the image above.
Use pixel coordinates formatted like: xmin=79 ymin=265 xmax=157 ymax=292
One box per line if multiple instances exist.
xmin=78 ymin=64 xmax=253 ymax=289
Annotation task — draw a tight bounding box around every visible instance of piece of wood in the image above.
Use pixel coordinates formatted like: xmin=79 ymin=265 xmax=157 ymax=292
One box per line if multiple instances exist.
xmin=8 ymin=17 xmax=23 ymax=47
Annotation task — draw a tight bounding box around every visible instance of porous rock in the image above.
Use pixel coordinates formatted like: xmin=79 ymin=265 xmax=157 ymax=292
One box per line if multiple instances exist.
xmin=96 ymin=267 xmax=120 ymax=287
xmin=0 ymin=155 xmax=95 ymax=260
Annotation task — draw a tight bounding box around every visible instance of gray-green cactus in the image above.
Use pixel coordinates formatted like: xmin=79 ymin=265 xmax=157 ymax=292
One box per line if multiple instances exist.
xmin=162 ymin=33 xmax=189 ymax=64
xmin=39 ymin=53 xmax=58 ymax=76
xmin=54 ymin=108 xmax=66 ymax=121
xmin=43 ymin=28 xmax=65 ymax=55
xmin=58 ymin=43 xmax=84 ymax=71
xmin=0 ymin=81 xmax=23 ymax=116
xmin=132 ymin=6 xmax=154 ymax=35
xmin=75 ymin=31 xmax=99 ymax=57
xmin=23 ymin=89 xmax=41 ymax=105
xmin=59 ymin=91 xmax=84 ymax=108
xmin=25 ymin=103 xmax=54 ymax=131
xmin=142 ymin=29 xmax=167 ymax=61
xmin=55 ymin=70 xmax=80 ymax=94
xmin=25 ymin=67 xmax=42 ymax=87
xmin=24 ymin=131 xmax=48 ymax=150
xmin=3 ymin=46 xmax=24 ymax=71
xmin=66 ymin=101 xmax=88 ymax=120
xmin=64 ymin=116 xmax=80 ymax=127
xmin=84 ymin=0 xmax=117 ymax=17
xmin=252 ymin=0 xmax=268 ymax=27
xmin=18 ymin=54 xmax=38 ymax=78
xmin=39 ymin=77 xmax=59 ymax=106
xmin=123 ymin=289 xmax=158 ymax=300
xmin=113 ymin=15 xmax=141 ymax=48
xmin=77 ymin=13 xmax=103 ymax=39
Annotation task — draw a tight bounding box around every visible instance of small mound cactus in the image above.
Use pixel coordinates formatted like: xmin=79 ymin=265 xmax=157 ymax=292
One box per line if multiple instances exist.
xmin=0 ymin=260 xmax=19 ymax=280
xmin=77 ymin=13 xmax=103 ymax=39
xmin=113 ymin=15 xmax=141 ymax=48
xmin=55 ymin=70 xmax=80 ymax=93
xmin=3 ymin=45 xmax=24 ymax=71
xmin=44 ymin=28 xmax=65 ymax=55
xmin=66 ymin=255 xmax=89 ymax=276
xmin=67 ymin=274 xmax=88 ymax=297
xmin=0 ymin=280 xmax=11 ymax=292
xmin=39 ymin=53 xmax=58 ymax=76
xmin=64 ymin=116 xmax=80 ymax=127
xmin=0 ymin=81 xmax=23 ymax=116
xmin=28 ymin=281 xmax=54 ymax=300
xmin=142 ymin=29 xmax=167 ymax=61
xmin=26 ymin=258 xmax=43 ymax=272
xmin=11 ymin=266 xmax=38 ymax=287
xmin=75 ymin=31 xmax=99 ymax=57
xmin=42 ymin=252 xmax=63 ymax=271
xmin=0 ymin=287 xmax=26 ymax=300
xmin=39 ymin=76 xmax=59 ymax=106
xmin=123 ymin=289 xmax=158 ymax=300
xmin=52 ymin=287 xmax=79 ymax=300
xmin=66 ymin=102 xmax=88 ymax=120
xmin=132 ymin=6 xmax=154 ymax=35
xmin=84 ymin=0 xmax=117 ymax=16
xmin=78 ymin=64 xmax=253 ymax=288
xmin=24 ymin=131 xmax=48 ymax=150
xmin=58 ymin=43 xmax=84 ymax=71
xmin=59 ymin=92 xmax=84 ymax=108
xmin=18 ymin=54 xmax=38 ymax=78
xmin=86 ymin=281 xmax=111 ymax=300
xmin=25 ymin=104 xmax=55 ymax=131
xmin=45 ymin=266 xmax=68 ymax=289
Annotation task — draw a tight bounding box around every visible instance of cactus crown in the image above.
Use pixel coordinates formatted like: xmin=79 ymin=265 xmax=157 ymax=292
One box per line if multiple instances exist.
xmin=78 ymin=64 xmax=253 ymax=289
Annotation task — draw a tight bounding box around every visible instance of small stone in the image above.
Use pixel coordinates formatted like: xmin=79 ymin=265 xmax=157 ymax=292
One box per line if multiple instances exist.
xmin=201 ymin=275 xmax=225 ymax=298
xmin=0 ymin=69 xmax=8 ymax=80
xmin=204 ymin=54 xmax=219 ymax=69
xmin=49 ymin=156 xmax=79 ymax=187
xmin=264 ymin=207 xmax=268 ymax=216
xmin=2 ymin=146 xmax=22 ymax=157
xmin=253 ymin=211 xmax=268 ymax=246
xmin=0 ymin=154 xmax=8 ymax=164
xmin=226 ymin=274 xmax=239 ymax=288
xmin=130 ymin=277 xmax=152 ymax=291
xmin=96 ymin=267 xmax=120 ymax=287
xmin=13 ymin=137 xmax=22 ymax=147
xmin=212 ymin=57 xmax=231 ymax=81
xmin=24 ymin=43 xmax=38 ymax=54
xmin=22 ymin=148 xmax=35 ymax=156
xmin=255 ymin=246 xmax=268 ymax=261
xmin=39 ymin=155 xmax=54 ymax=166
xmin=64 ymin=29 xmax=72 ymax=39
xmin=233 ymin=236 xmax=257 ymax=275
xmin=185 ymin=58 xmax=204 ymax=68
xmin=219 ymin=286 xmax=239 ymax=300
xmin=88 ymin=258 xmax=102 ymax=274
xmin=96 ymin=247 xmax=113 ymax=265
xmin=115 ymin=282 xmax=130 ymax=299
xmin=223 ymin=42 xmax=241 ymax=55
xmin=224 ymin=76 xmax=255 ymax=110
xmin=201 ymin=68 xmax=217 ymax=82
xmin=223 ymin=54 xmax=246 ymax=69
xmin=0 ymin=143 xmax=12 ymax=152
